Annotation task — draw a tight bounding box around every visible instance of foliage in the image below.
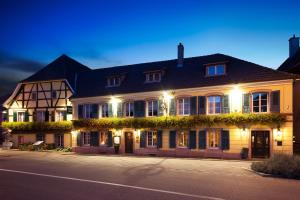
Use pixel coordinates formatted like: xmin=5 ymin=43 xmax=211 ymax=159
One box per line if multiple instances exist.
xmin=2 ymin=121 xmax=72 ymax=132
xmin=18 ymin=142 xmax=35 ymax=151
xmin=251 ymin=154 xmax=300 ymax=179
xmin=73 ymin=113 xmax=286 ymax=130
xmin=56 ymin=147 xmax=72 ymax=152
xmin=240 ymin=148 xmax=249 ymax=159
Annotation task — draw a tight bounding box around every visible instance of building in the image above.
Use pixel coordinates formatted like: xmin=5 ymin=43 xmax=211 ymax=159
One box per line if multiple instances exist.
xmin=278 ymin=34 xmax=300 ymax=154
xmin=2 ymin=55 xmax=90 ymax=148
xmin=70 ymin=43 xmax=298 ymax=158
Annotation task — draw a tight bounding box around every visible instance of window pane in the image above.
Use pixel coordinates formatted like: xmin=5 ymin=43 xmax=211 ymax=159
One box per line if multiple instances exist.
xmin=216 ymin=65 xmax=225 ymax=75
xmin=208 ymin=130 xmax=220 ymax=148
xmin=153 ymin=101 xmax=158 ymax=116
xmin=261 ymin=93 xmax=268 ymax=100
xmin=253 ymin=93 xmax=259 ymax=101
xmin=178 ymin=131 xmax=188 ymax=147
xmin=208 ymin=66 xmax=215 ymax=76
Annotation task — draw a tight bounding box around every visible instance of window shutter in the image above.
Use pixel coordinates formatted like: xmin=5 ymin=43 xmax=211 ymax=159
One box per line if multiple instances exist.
xmin=222 ymin=95 xmax=230 ymax=113
xmin=54 ymin=134 xmax=59 ymax=147
xmin=242 ymin=93 xmax=250 ymax=113
xmin=24 ymin=111 xmax=29 ymax=122
xmin=32 ymin=111 xmax=37 ymax=122
xmin=78 ymin=105 xmax=83 ymax=119
xmin=169 ymin=130 xmax=176 ymax=148
xmin=91 ymin=104 xmax=99 ymax=118
xmin=13 ymin=112 xmax=17 ymax=122
xmin=134 ymin=100 xmax=145 ymax=117
xmin=169 ymin=98 xmax=176 ymax=116
xmin=198 ymin=96 xmax=206 ymax=114
xmin=157 ymin=130 xmax=163 ymax=148
xmin=190 ymin=96 xmax=197 ymax=115
xmin=108 ymin=103 xmax=113 ymax=117
xmin=198 ymin=130 xmax=206 ymax=149
xmin=270 ymin=90 xmax=280 ymax=113
xmin=140 ymin=131 xmax=146 ymax=148
xmin=107 ymin=131 xmax=113 ymax=147
xmin=63 ymin=111 xmax=67 ymax=121
xmin=61 ymin=134 xmax=64 ymax=147
xmin=90 ymin=132 xmax=99 ymax=146
xmin=221 ymin=130 xmax=230 ymax=150
xmin=189 ymin=130 xmax=196 ymax=149
xmin=45 ymin=110 xmax=49 ymax=122
xmin=77 ymin=132 xmax=82 ymax=147
xmin=117 ymin=103 xmax=123 ymax=117
xmin=51 ymin=111 xmax=55 ymax=122
xmin=158 ymin=99 xmax=164 ymax=116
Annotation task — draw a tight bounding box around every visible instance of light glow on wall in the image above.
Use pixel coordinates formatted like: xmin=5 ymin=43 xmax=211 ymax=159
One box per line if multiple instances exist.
xmin=275 ymin=128 xmax=283 ymax=142
xmin=162 ymin=91 xmax=174 ymax=116
xmin=109 ymin=96 xmax=121 ymax=117
xmin=230 ymin=85 xmax=242 ymax=113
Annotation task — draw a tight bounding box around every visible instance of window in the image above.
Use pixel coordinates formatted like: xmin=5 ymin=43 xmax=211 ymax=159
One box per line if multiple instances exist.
xmin=31 ymin=92 xmax=37 ymax=100
xmin=206 ymin=64 xmax=225 ymax=76
xmin=252 ymin=92 xmax=268 ymax=113
xmin=124 ymin=102 xmax=134 ymax=117
xmin=51 ymin=91 xmax=57 ymax=99
xmin=36 ymin=111 xmax=45 ymax=122
xmin=177 ymin=98 xmax=190 ymax=115
xmin=83 ymin=132 xmax=90 ymax=145
xmin=178 ymin=131 xmax=188 ymax=147
xmin=208 ymin=130 xmax=220 ymax=149
xmin=101 ymin=104 xmax=109 ymax=118
xmin=146 ymin=72 xmax=161 ymax=83
xmin=55 ymin=134 xmax=64 ymax=147
xmin=207 ymin=96 xmax=222 ymax=114
xmin=100 ymin=132 xmax=107 ymax=145
xmin=107 ymin=76 xmax=121 ymax=87
xmin=56 ymin=111 xmax=66 ymax=121
xmin=147 ymin=131 xmax=157 ymax=146
xmin=36 ymin=133 xmax=44 ymax=141
xmin=80 ymin=104 xmax=98 ymax=119
xmin=17 ymin=112 xmax=25 ymax=122
xmin=147 ymin=100 xmax=158 ymax=116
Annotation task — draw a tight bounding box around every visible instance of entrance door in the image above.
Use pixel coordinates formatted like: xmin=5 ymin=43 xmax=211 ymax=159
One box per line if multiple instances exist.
xmin=125 ymin=132 xmax=133 ymax=153
xmin=251 ymin=131 xmax=270 ymax=158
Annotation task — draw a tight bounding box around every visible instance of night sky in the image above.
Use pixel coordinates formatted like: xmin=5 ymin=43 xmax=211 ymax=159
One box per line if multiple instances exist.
xmin=1 ymin=0 xmax=300 ymax=96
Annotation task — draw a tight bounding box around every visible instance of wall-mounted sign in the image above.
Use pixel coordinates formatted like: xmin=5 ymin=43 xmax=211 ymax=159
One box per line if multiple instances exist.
xmin=67 ymin=106 xmax=73 ymax=114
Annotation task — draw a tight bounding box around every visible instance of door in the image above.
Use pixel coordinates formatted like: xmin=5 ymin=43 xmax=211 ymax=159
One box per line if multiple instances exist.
xmin=251 ymin=131 xmax=270 ymax=158
xmin=125 ymin=132 xmax=133 ymax=153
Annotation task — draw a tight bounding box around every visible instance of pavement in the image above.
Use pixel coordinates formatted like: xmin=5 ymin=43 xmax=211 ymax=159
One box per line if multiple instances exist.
xmin=0 ymin=150 xmax=299 ymax=200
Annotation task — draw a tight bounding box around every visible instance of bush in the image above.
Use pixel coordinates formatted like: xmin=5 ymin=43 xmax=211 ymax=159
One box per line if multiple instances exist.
xmin=42 ymin=143 xmax=56 ymax=150
xmin=240 ymin=148 xmax=249 ymax=159
xmin=18 ymin=142 xmax=34 ymax=151
xmin=55 ymin=147 xmax=72 ymax=152
xmin=251 ymin=154 xmax=300 ymax=179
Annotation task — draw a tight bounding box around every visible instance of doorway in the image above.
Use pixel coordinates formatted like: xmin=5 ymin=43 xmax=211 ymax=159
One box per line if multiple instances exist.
xmin=251 ymin=131 xmax=270 ymax=158
xmin=125 ymin=132 xmax=133 ymax=153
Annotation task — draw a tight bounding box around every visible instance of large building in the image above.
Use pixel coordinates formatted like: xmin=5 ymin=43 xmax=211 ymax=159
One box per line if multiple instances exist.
xmin=3 ymin=43 xmax=300 ymax=158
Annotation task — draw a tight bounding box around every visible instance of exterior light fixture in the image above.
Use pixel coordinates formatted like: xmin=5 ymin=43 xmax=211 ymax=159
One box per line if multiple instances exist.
xmin=241 ymin=125 xmax=247 ymax=137
xmin=161 ymin=91 xmax=174 ymax=116
xmin=276 ymin=127 xmax=283 ymax=142
xmin=109 ymin=96 xmax=121 ymax=117
xmin=230 ymin=85 xmax=242 ymax=113
xmin=134 ymin=129 xmax=141 ymax=142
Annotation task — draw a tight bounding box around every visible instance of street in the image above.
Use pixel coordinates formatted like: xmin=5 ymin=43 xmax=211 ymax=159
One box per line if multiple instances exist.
xmin=0 ymin=150 xmax=299 ymax=200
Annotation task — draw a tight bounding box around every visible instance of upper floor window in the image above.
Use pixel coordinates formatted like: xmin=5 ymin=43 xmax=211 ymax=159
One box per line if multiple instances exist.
xmin=124 ymin=102 xmax=134 ymax=117
xmin=147 ymin=100 xmax=158 ymax=116
xmin=107 ymin=76 xmax=121 ymax=87
xmin=145 ymin=72 xmax=161 ymax=83
xmin=206 ymin=64 xmax=226 ymax=76
xmin=207 ymin=96 xmax=222 ymax=114
xmin=101 ymin=104 xmax=109 ymax=118
xmin=79 ymin=104 xmax=98 ymax=119
xmin=178 ymin=131 xmax=188 ymax=147
xmin=177 ymin=98 xmax=190 ymax=116
xmin=147 ymin=131 xmax=157 ymax=147
xmin=252 ymin=92 xmax=268 ymax=113
xmin=36 ymin=111 xmax=45 ymax=122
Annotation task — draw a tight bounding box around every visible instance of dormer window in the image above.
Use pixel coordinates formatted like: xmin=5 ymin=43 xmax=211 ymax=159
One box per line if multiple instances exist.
xmin=206 ymin=64 xmax=226 ymax=76
xmin=145 ymin=72 xmax=161 ymax=83
xmin=107 ymin=76 xmax=121 ymax=87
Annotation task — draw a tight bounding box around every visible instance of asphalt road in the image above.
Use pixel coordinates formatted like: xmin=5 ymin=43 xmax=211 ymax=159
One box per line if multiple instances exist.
xmin=0 ymin=150 xmax=299 ymax=200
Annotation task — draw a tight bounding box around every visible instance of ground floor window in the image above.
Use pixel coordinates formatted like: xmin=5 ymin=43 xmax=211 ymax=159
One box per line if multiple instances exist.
xmin=36 ymin=133 xmax=45 ymax=142
xmin=83 ymin=132 xmax=91 ymax=145
xmin=18 ymin=136 xmax=24 ymax=144
xmin=100 ymin=131 xmax=107 ymax=145
xmin=178 ymin=131 xmax=188 ymax=147
xmin=208 ymin=130 xmax=221 ymax=149
xmin=55 ymin=134 xmax=64 ymax=147
xmin=147 ymin=131 xmax=157 ymax=147
xmin=17 ymin=112 xmax=25 ymax=122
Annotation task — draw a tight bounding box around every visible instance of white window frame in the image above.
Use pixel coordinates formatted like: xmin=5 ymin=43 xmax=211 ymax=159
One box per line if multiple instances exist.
xmin=17 ymin=111 xmax=25 ymax=122
xmin=56 ymin=134 xmax=64 ymax=147
xmin=207 ymin=96 xmax=222 ymax=115
xmin=206 ymin=64 xmax=226 ymax=76
xmin=147 ymin=131 xmax=157 ymax=147
xmin=99 ymin=131 xmax=107 ymax=145
xmin=83 ymin=132 xmax=90 ymax=146
xmin=107 ymin=77 xmax=121 ymax=87
xmin=178 ymin=131 xmax=188 ymax=147
xmin=177 ymin=98 xmax=190 ymax=116
xmin=252 ymin=92 xmax=269 ymax=113
xmin=147 ymin=100 xmax=158 ymax=117
xmin=124 ymin=102 xmax=134 ymax=117
xmin=146 ymin=72 xmax=161 ymax=83
xmin=56 ymin=110 xmax=66 ymax=121
xmin=101 ymin=104 xmax=109 ymax=118
xmin=207 ymin=129 xmax=221 ymax=149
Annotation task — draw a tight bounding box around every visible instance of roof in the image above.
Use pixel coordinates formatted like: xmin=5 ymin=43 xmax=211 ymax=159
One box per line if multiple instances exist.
xmin=278 ymin=50 xmax=300 ymax=73
xmin=73 ymin=53 xmax=297 ymax=99
xmin=22 ymin=55 xmax=91 ymax=89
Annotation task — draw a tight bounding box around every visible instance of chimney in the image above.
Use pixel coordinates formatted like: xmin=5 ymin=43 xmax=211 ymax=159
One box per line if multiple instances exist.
xmin=289 ymin=34 xmax=299 ymax=58
xmin=177 ymin=43 xmax=184 ymax=67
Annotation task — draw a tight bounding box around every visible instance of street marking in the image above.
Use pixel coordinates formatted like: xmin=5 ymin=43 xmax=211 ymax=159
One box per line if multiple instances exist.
xmin=0 ymin=168 xmax=225 ymax=200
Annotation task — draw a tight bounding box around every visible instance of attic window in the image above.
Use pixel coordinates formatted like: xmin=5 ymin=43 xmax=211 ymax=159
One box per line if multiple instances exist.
xmin=107 ymin=76 xmax=121 ymax=87
xmin=206 ymin=64 xmax=226 ymax=76
xmin=145 ymin=72 xmax=161 ymax=83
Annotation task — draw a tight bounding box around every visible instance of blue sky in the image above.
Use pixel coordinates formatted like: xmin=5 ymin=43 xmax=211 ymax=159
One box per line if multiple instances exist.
xmin=0 ymin=0 xmax=300 ymax=95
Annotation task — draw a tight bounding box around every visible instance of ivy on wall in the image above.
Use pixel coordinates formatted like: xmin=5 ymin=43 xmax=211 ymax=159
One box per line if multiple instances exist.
xmin=2 ymin=121 xmax=72 ymax=132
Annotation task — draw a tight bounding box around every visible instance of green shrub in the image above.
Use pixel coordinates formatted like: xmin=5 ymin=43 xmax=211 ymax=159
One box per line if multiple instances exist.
xmin=18 ymin=142 xmax=34 ymax=151
xmin=251 ymin=154 xmax=300 ymax=179
xmin=55 ymin=147 xmax=72 ymax=152
xmin=2 ymin=121 xmax=72 ymax=132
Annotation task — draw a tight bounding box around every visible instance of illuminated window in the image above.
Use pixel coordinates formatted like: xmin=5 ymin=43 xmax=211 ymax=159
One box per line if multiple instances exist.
xmin=107 ymin=76 xmax=121 ymax=87
xmin=147 ymin=131 xmax=157 ymax=146
xmin=178 ymin=131 xmax=188 ymax=147
xmin=83 ymin=132 xmax=90 ymax=145
xmin=177 ymin=98 xmax=190 ymax=115
xmin=101 ymin=104 xmax=109 ymax=118
xmin=146 ymin=72 xmax=161 ymax=83
xmin=17 ymin=112 xmax=25 ymax=122
xmin=124 ymin=102 xmax=134 ymax=117
xmin=206 ymin=65 xmax=225 ymax=76
xmin=100 ymin=132 xmax=107 ymax=145
xmin=208 ymin=130 xmax=220 ymax=149
xmin=55 ymin=134 xmax=64 ymax=147
xmin=56 ymin=111 xmax=66 ymax=121
xmin=252 ymin=92 xmax=268 ymax=113
xmin=147 ymin=100 xmax=158 ymax=116
xmin=207 ymin=96 xmax=222 ymax=114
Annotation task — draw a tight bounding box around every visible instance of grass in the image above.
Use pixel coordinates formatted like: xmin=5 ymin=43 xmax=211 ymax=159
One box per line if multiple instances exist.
xmin=251 ymin=154 xmax=300 ymax=179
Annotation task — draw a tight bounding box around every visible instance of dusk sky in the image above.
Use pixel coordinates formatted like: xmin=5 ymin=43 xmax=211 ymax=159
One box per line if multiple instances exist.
xmin=1 ymin=0 xmax=300 ymax=95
